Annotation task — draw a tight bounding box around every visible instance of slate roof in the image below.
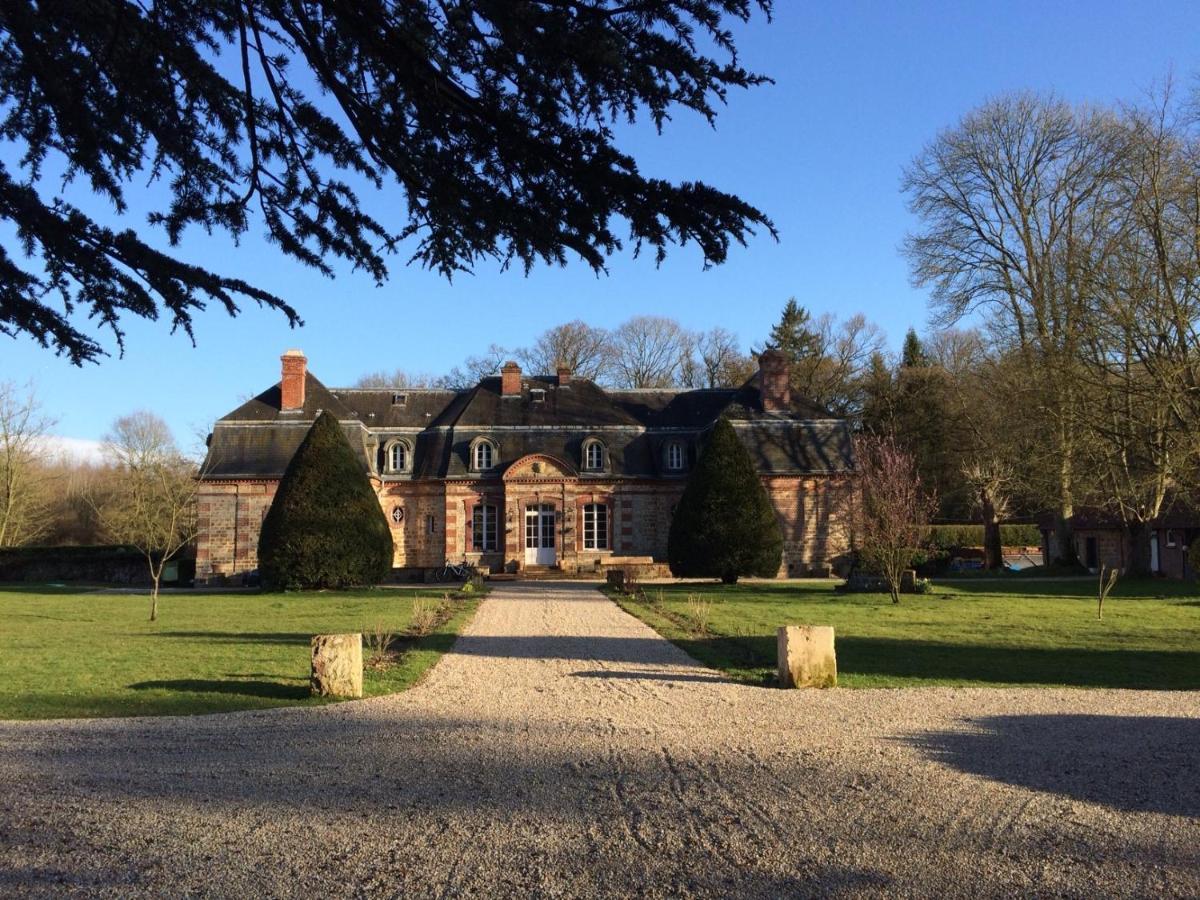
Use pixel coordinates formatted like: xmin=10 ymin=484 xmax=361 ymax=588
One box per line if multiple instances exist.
xmin=201 ymin=368 xmax=854 ymax=480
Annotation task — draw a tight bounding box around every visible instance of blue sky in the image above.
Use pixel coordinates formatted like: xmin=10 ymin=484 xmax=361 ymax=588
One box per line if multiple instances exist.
xmin=3 ymin=0 xmax=1199 ymax=448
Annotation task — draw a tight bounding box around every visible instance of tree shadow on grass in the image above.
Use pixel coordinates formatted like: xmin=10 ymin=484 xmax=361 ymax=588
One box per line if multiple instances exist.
xmin=151 ymin=631 xmax=313 ymax=644
xmin=669 ymin=634 xmax=1200 ymax=690
xmin=129 ymin=679 xmax=309 ymax=700
xmin=904 ymin=714 xmax=1200 ymax=817
xmin=0 ymin=584 xmax=103 ymax=595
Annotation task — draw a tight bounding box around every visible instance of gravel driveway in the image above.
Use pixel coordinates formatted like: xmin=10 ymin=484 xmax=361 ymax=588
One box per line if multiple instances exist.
xmin=1 ymin=581 xmax=1197 ymax=898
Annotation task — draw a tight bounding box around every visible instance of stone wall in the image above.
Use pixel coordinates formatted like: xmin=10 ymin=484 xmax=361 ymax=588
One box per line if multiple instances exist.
xmin=766 ymin=474 xmax=856 ymax=576
xmin=195 ymin=480 xmax=277 ymax=582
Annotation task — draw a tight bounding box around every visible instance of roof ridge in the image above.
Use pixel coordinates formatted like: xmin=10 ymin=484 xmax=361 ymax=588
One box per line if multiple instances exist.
xmin=330 ymin=387 xmax=459 ymax=393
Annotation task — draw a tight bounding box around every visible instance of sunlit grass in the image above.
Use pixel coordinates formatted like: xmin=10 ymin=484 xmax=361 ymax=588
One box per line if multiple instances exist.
xmin=1 ymin=586 xmax=480 ymax=719
xmin=613 ymin=578 xmax=1200 ymax=689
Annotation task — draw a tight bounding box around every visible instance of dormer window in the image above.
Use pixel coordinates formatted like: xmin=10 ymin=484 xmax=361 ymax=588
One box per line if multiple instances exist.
xmin=392 ymin=393 xmax=407 ymax=407
xmin=382 ymin=438 xmax=412 ymax=474
xmin=666 ymin=441 xmax=685 ymax=471
xmin=472 ymin=438 xmax=496 ymax=471
xmin=530 ymin=389 xmax=546 ymax=404
xmin=583 ymin=439 xmax=605 ymax=471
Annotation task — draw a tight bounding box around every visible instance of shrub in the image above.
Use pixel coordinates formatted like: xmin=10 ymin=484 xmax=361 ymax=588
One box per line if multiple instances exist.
xmin=668 ymin=417 xmax=783 ymax=584
xmin=258 ymin=411 xmax=394 ymax=590
xmin=364 ymin=621 xmax=396 ymax=666
xmin=409 ymin=596 xmax=439 ymax=637
xmin=686 ymin=593 xmax=714 ymax=634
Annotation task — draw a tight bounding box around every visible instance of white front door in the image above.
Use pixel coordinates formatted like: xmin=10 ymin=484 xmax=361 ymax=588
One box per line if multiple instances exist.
xmin=524 ymin=504 xmax=556 ymax=566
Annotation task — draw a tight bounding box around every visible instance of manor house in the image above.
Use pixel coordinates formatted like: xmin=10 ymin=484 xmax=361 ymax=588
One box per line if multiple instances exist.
xmin=195 ymin=349 xmax=855 ymax=582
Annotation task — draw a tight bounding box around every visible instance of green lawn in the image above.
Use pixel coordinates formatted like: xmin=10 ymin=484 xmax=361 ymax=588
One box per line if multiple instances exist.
xmin=613 ymin=578 xmax=1200 ymax=689
xmin=1 ymin=585 xmax=481 ymax=719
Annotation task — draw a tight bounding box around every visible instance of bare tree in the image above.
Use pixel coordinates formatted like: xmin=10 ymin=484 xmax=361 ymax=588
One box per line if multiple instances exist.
xmin=1078 ymin=85 xmax=1200 ymax=565
xmin=929 ymin=329 xmax=1026 ymax=565
xmin=1101 ymin=85 xmax=1200 ymax=436
xmin=610 ymin=316 xmax=697 ymax=388
xmin=0 ymin=381 xmax=56 ymax=547
xmin=95 ymin=413 xmax=200 ymax=621
xmin=853 ymin=433 xmax=938 ymax=604
xmin=903 ymin=92 xmax=1123 ymax=563
xmin=685 ymin=327 xmax=754 ymax=388
xmin=444 ymin=343 xmax=510 ymax=389
xmin=353 ymin=369 xmax=445 ymax=389
xmin=792 ymin=313 xmax=887 ymax=416
xmin=516 ymin=320 xmax=613 ymax=381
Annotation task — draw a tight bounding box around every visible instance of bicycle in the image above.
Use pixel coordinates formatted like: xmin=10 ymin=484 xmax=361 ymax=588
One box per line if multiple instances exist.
xmin=434 ymin=560 xmax=473 ymax=582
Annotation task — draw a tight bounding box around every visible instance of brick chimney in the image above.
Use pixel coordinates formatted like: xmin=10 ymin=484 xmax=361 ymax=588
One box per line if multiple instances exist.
xmin=556 ymin=363 xmax=571 ymax=386
xmin=280 ymin=349 xmax=307 ymax=411
xmin=500 ymin=360 xmax=522 ymax=397
xmin=758 ymin=348 xmax=791 ymax=412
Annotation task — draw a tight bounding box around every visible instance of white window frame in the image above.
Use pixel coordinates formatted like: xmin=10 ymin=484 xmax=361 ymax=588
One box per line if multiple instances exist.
xmin=584 ymin=440 xmax=604 ymax=471
xmin=388 ymin=441 xmax=407 ymax=472
xmin=583 ymin=503 xmax=609 ymax=550
xmin=666 ymin=442 xmax=684 ymax=471
xmin=473 ymin=440 xmax=494 ymax=471
xmin=473 ymin=504 xmax=499 ymax=552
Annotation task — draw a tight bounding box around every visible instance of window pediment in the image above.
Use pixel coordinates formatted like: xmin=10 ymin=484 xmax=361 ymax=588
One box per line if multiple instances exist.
xmin=503 ymin=453 xmax=576 ymax=481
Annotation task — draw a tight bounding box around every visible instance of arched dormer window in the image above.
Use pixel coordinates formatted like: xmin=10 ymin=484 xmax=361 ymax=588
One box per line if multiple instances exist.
xmin=471 ymin=438 xmax=497 ymax=472
xmin=381 ymin=438 xmax=412 ymax=474
xmin=389 ymin=442 xmax=407 ymax=472
xmin=665 ymin=440 xmax=686 ymax=472
xmin=582 ymin=438 xmax=606 ymax=472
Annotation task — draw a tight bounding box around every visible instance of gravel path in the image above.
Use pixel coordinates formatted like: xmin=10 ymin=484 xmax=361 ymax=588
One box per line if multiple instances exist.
xmin=1 ymin=581 xmax=1197 ymax=898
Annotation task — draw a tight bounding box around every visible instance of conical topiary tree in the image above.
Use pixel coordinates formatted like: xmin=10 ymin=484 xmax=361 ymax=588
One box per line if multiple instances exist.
xmin=667 ymin=417 xmax=783 ymax=584
xmin=258 ymin=411 xmax=393 ymax=590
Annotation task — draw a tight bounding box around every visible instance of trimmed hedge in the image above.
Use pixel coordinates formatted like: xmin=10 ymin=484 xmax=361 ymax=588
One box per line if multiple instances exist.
xmin=0 ymin=545 xmax=194 ymax=585
xmin=927 ymin=524 xmax=1040 ymax=549
xmin=667 ymin=417 xmax=783 ymax=584
xmin=258 ymin=411 xmax=394 ymax=590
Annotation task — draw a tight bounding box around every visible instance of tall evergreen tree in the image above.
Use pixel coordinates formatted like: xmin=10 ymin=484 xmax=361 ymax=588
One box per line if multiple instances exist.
xmin=259 ymin=412 xmax=393 ymax=590
xmin=900 ymin=328 xmax=929 ymax=368
xmin=668 ymin=417 xmax=783 ymax=584
xmin=893 ymin=329 xmax=966 ymax=518
xmin=859 ymin=351 xmax=897 ymax=435
xmin=766 ymin=298 xmax=820 ymax=360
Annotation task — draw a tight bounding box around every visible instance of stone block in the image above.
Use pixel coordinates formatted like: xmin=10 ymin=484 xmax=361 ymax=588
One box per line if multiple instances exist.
xmin=310 ymin=633 xmax=363 ymax=698
xmin=900 ymin=569 xmax=918 ymax=592
xmin=777 ymin=625 xmax=837 ymax=688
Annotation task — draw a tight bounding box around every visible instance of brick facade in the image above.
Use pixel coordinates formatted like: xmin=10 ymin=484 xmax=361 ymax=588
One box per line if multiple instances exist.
xmin=196 ymin=352 xmax=858 ymax=583
xmin=197 ymin=470 xmax=855 ymax=582
xmin=1041 ymin=520 xmax=1197 ymax=578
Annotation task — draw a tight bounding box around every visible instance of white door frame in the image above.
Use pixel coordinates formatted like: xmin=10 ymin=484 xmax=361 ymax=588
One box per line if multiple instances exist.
xmin=524 ymin=504 xmax=557 ymax=566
